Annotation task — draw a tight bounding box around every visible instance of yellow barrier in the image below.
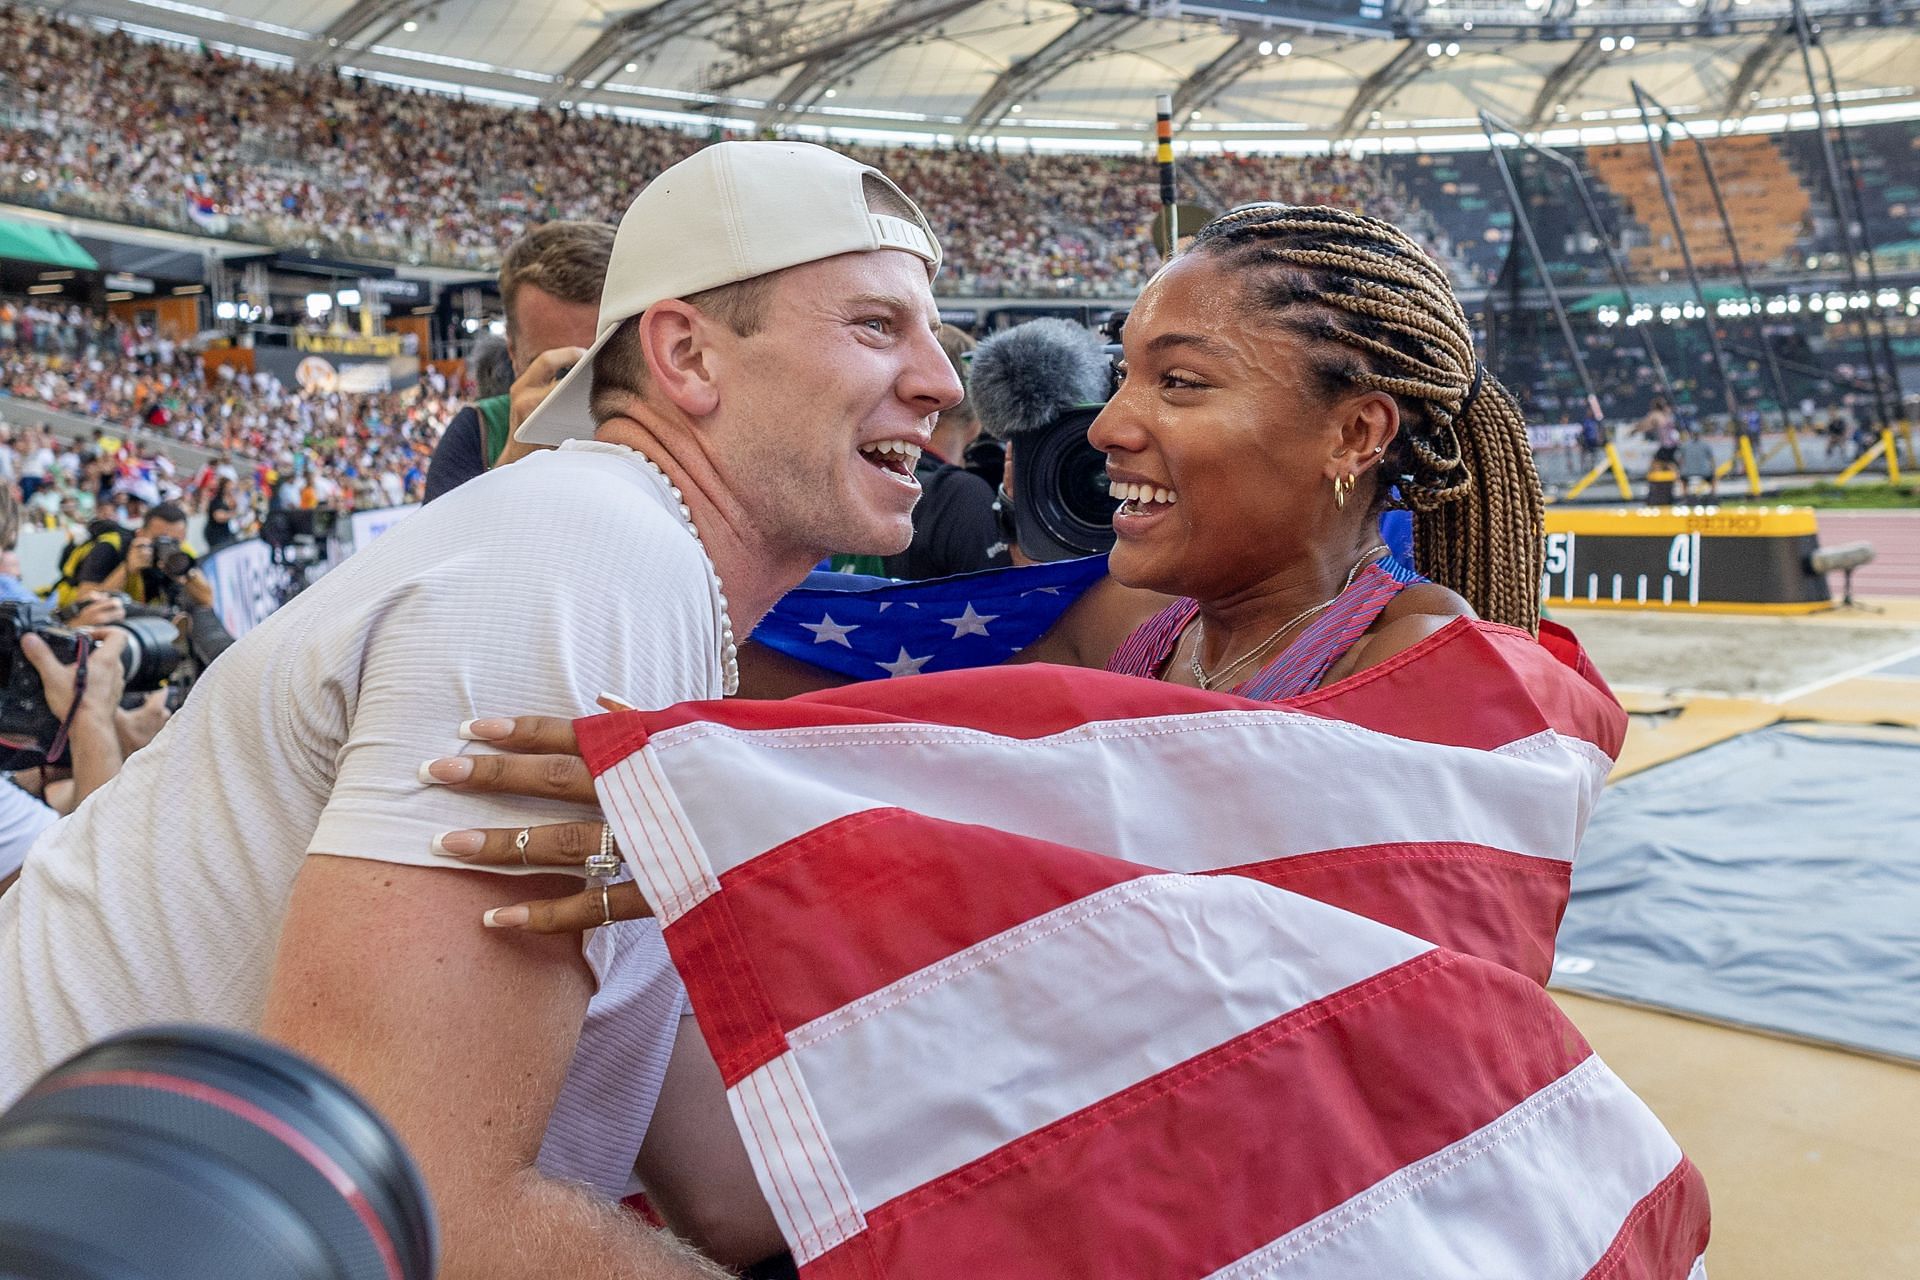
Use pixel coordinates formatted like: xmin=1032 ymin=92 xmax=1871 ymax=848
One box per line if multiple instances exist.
xmin=1834 ymin=430 xmax=1900 ymax=486
xmin=1559 ymin=442 xmax=1636 ymax=503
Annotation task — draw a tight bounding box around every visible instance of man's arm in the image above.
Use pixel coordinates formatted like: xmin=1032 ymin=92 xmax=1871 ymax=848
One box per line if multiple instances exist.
xmin=261 ymin=855 xmax=727 ymax=1280
xmin=74 ymin=540 xmax=134 ymax=596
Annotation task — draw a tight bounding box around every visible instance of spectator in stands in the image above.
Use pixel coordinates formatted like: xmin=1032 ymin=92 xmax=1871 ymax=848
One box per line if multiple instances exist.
xmin=425 ymin=222 xmax=612 ymax=501
xmin=0 ymin=140 xmax=961 ymax=1280
xmin=882 ymin=324 xmax=1007 ymax=579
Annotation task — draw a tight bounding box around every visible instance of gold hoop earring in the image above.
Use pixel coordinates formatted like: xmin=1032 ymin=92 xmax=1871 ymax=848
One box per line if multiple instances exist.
xmin=1333 ymin=474 xmax=1354 ymax=509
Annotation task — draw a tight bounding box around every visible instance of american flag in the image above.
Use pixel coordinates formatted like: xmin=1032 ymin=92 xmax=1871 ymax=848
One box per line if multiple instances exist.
xmin=578 ymin=620 xmax=1711 ymax=1277
xmin=755 ymin=557 xmax=1112 ymax=681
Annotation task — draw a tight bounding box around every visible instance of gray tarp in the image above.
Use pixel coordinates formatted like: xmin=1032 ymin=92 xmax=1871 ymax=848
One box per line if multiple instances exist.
xmin=1553 ymin=724 xmax=1920 ymax=1061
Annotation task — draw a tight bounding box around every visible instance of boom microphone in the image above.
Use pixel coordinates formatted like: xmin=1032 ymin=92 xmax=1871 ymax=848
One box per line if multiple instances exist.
xmin=967 ymin=319 xmax=1116 ymax=562
xmin=969 ymin=318 xmax=1112 ymax=442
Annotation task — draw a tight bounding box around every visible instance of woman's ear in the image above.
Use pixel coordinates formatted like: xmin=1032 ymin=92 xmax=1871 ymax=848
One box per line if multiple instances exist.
xmin=1329 ymin=391 xmax=1400 ymax=477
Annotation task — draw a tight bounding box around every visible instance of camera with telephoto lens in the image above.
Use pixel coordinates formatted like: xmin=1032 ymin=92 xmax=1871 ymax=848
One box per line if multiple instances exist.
xmin=0 ymin=599 xmax=185 ymax=761
xmin=0 ymin=1024 xmax=438 ymax=1280
xmin=147 ymin=534 xmax=194 ymax=581
xmin=997 ymin=403 xmax=1116 ymax=562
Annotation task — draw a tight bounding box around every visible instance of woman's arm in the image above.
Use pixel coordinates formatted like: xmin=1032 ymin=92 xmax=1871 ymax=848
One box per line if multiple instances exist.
xmin=1010 ymin=575 xmax=1175 ymax=669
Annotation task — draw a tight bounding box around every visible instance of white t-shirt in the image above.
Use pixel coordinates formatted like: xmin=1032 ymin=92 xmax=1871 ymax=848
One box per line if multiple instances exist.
xmin=0 ymin=441 xmax=725 ymax=1108
xmin=0 ymin=780 xmax=56 ymax=884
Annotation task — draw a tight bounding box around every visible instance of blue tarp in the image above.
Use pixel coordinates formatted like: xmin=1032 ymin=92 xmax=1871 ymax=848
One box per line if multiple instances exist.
xmin=1554 ymin=724 xmax=1920 ymax=1061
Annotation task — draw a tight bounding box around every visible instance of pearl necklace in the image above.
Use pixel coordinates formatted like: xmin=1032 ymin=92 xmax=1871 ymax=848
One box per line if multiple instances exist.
xmin=1187 ymin=544 xmax=1387 ymax=692
xmin=618 ymin=446 xmax=740 ymax=696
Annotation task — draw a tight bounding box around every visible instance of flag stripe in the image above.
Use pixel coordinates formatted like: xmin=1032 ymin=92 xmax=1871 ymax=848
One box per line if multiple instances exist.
xmin=716 ymin=808 xmax=1150 ymax=1035
xmin=1581 ymin=1159 xmax=1713 ymax=1280
xmin=814 ymin=950 xmax=1592 ymax=1278
xmin=655 ymin=894 xmax=787 ymax=1085
xmin=709 ymin=809 xmax=1573 ymax=1040
xmin=598 ymin=752 xmax=719 ymax=923
xmin=627 ymin=711 xmax=1603 ymax=895
xmin=786 ymin=873 xmax=1434 ymax=1209
xmin=1197 ymin=1057 xmax=1685 ymax=1280
xmin=1214 ymin=841 xmax=1573 ymax=986
xmin=726 ymin=1053 xmax=867 ymax=1263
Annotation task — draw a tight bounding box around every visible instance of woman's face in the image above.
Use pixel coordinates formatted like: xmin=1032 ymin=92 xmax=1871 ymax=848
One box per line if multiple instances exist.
xmin=1090 ymin=253 xmax=1385 ymax=602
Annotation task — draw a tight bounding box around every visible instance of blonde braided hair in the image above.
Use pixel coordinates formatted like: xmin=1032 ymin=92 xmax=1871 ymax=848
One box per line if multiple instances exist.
xmin=1191 ymin=204 xmax=1544 ymax=632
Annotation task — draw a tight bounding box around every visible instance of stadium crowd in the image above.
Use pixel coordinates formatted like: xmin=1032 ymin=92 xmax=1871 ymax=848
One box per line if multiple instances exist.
xmin=0 ymin=298 xmax=450 ymax=544
xmin=0 ymin=7 xmax=1457 ymax=294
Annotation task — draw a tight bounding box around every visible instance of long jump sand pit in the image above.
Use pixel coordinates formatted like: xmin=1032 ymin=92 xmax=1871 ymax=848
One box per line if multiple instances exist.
xmin=1552 ymin=607 xmax=1920 ymax=699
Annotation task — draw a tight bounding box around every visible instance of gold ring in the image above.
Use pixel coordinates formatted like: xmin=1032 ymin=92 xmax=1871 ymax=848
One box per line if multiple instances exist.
xmin=600 ymin=883 xmax=613 ymax=927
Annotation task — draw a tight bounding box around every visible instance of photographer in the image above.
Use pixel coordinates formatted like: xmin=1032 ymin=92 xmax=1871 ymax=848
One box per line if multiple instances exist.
xmin=425 ymin=222 xmax=610 ymax=501
xmin=0 ymin=626 xmax=136 ymax=895
xmin=880 ymin=324 xmax=1008 ymax=579
xmin=56 ymin=502 xmax=193 ymax=610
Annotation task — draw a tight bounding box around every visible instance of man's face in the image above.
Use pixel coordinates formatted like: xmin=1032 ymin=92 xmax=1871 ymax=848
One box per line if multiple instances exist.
xmin=705 ymin=250 xmax=963 ymax=560
xmin=144 ymin=518 xmax=188 ymax=544
xmin=506 ymin=284 xmax=600 ymax=377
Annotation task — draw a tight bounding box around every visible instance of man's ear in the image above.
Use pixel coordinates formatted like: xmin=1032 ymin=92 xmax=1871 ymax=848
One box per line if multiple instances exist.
xmin=1328 ymin=390 xmax=1400 ymax=479
xmin=636 ymin=301 xmax=720 ymax=418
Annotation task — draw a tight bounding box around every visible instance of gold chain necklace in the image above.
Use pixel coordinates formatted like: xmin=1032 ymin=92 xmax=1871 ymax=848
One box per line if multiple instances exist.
xmin=1187 ymin=545 xmax=1388 ymax=691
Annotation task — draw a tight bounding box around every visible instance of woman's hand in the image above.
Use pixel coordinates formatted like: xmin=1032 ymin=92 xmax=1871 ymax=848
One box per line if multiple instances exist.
xmin=419 ymin=710 xmax=654 ymax=934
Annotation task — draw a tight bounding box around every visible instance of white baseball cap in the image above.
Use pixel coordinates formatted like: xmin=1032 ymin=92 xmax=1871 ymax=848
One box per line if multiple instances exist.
xmin=514 ymin=141 xmax=943 ymax=446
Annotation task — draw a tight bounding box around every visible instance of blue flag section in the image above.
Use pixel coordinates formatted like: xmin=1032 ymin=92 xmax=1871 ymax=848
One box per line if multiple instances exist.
xmin=753 ymin=556 xmax=1112 ymax=681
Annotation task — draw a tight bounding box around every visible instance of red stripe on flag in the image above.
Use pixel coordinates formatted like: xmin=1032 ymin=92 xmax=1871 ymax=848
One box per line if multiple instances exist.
xmin=1216 ymin=842 xmax=1573 ymax=985
xmin=573 ymin=621 xmax=1623 ymax=768
xmin=1288 ymin=620 xmax=1626 ymax=758
xmin=1583 ymin=1158 xmax=1713 ymax=1280
xmin=719 ymin=809 xmax=1153 ymax=1032
xmin=657 ymin=895 xmax=789 ymax=1087
xmin=812 ymin=950 xmax=1592 ymax=1279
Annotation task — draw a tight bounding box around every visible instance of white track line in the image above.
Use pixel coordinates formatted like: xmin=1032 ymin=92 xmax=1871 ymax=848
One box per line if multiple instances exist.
xmin=1773 ymin=638 xmax=1920 ymax=705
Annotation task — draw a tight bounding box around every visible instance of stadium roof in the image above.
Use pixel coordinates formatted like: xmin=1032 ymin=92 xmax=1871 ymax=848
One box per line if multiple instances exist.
xmin=50 ymin=0 xmax=1920 ymax=148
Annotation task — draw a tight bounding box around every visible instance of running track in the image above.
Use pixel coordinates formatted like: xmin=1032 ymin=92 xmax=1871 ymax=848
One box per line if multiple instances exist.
xmin=1818 ymin=510 xmax=1920 ymax=597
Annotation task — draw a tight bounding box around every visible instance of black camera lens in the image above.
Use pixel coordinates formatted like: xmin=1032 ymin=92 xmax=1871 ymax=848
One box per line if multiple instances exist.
xmin=114 ymin=614 xmax=187 ymax=692
xmin=0 ymin=1025 xmax=437 ymax=1280
xmin=160 ymin=550 xmax=195 ymax=579
xmin=1011 ymin=404 xmax=1116 ymax=562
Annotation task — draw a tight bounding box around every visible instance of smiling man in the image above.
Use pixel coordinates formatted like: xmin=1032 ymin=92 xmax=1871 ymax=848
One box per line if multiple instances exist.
xmin=0 ymin=142 xmax=959 ymax=1279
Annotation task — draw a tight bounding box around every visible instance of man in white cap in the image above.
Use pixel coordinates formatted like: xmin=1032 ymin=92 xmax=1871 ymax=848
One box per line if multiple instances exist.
xmin=0 ymin=142 xmax=960 ymax=1278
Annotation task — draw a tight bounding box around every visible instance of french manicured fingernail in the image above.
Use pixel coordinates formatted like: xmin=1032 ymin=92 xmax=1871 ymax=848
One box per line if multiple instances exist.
xmin=482 ymin=906 xmax=529 ymax=929
xmin=418 ymin=757 xmax=472 ymax=784
xmin=597 ymin=691 xmax=638 ymax=711
xmin=458 ymin=718 xmax=513 ymax=741
xmin=432 ymin=830 xmax=484 ymax=857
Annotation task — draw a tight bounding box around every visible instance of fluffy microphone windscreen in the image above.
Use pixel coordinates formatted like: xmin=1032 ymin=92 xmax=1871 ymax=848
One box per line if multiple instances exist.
xmin=968 ymin=318 xmax=1112 ymax=441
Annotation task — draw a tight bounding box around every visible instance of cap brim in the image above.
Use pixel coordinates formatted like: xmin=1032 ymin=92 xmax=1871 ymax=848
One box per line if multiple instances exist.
xmin=512 ymin=323 xmax=621 ymax=447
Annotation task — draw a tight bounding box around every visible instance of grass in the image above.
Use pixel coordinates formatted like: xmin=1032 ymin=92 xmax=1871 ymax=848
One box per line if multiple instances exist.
xmin=1766 ymin=482 xmax=1920 ymax=510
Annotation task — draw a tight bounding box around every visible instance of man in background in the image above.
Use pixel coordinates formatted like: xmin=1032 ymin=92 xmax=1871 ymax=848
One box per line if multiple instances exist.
xmin=56 ymin=501 xmax=190 ymax=610
xmin=425 ymin=221 xmax=610 ymax=500
xmin=880 ymin=324 xmax=1006 ymax=579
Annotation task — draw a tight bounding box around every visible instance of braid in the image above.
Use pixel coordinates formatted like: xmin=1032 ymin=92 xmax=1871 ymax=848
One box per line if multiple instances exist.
xmin=1192 ymin=204 xmax=1544 ymax=632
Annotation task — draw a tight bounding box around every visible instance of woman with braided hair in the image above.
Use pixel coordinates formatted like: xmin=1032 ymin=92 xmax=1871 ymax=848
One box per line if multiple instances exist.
xmin=1062 ymin=199 xmax=1550 ymax=695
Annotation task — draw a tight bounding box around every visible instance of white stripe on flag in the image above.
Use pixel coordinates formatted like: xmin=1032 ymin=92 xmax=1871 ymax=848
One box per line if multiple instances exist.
xmin=1201 ymin=1056 xmax=1685 ymax=1280
xmin=647 ymin=711 xmax=1607 ymax=882
xmin=785 ymin=874 xmax=1433 ymax=1209
xmin=596 ymin=750 xmax=721 ymax=924
xmin=726 ymin=1052 xmax=868 ymax=1263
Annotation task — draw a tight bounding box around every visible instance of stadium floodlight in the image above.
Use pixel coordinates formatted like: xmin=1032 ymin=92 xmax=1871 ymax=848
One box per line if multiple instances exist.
xmin=1427 ymin=41 xmax=1442 ymax=55
xmin=337 ymin=288 xmax=362 ymax=307
xmin=1600 ymin=35 xmax=1616 ymax=50
xmin=215 ymin=302 xmax=237 ymax=321
xmin=1620 ymin=34 xmax=1636 ymax=48
xmin=1277 ymin=41 xmax=1291 ymax=54
xmin=1259 ymin=39 xmax=1273 ymax=55
xmin=1446 ymin=41 xmax=1460 ymax=55
xmin=402 ymin=19 xmax=417 ymax=32
xmin=305 ymin=293 xmax=332 ymax=318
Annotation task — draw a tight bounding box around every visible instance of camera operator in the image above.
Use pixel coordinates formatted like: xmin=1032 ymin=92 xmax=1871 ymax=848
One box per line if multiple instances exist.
xmin=425 ymin=221 xmax=612 ymax=501
xmin=879 ymin=324 xmax=1009 ymax=579
xmin=0 ymin=624 xmax=162 ymax=895
xmin=55 ymin=502 xmax=193 ymax=611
